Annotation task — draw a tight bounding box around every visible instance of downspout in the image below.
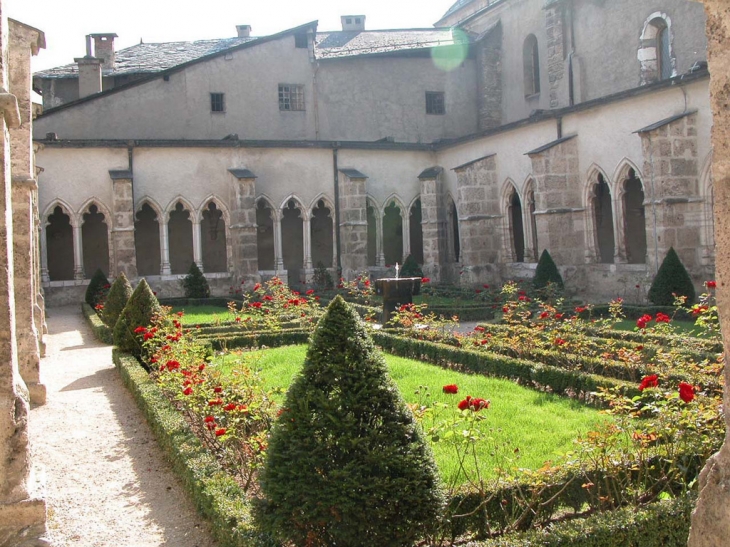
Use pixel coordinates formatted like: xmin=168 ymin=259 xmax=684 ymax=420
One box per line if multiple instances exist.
xmin=128 ymin=141 xmax=135 ymax=208
xmin=567 ymin=0 xmax=576 ymax=106
xmin=332 ymin=148 xmax=342 ymax=276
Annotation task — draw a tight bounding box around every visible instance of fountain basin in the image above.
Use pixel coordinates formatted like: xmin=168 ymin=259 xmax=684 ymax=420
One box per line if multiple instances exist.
xmin=374 ymin=277 xmax=422 ymax=325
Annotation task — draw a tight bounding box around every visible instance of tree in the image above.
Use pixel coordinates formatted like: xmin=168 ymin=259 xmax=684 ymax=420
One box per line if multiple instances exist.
xmin=648 ymin=247 xmax=696 ymax=306
xmin=400 ymin=253 xmax=424 ymax=278
xmin=259 ymin=295 xmax=443 ymax=546
xmin=101 ymin=272 xmax=133 ymax=328
xmin=533 ymin=249 xmax=564 ymax=291
xmin=113 ymin=278 xmax=162 ymax=358
xmin=182 ymin=262 xmax=210 ymax=298
xmin=85 ymin=268 xmax=109 ymax=307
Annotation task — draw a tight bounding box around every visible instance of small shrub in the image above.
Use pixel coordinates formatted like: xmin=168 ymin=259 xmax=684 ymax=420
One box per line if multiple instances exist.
xmin=260 ymin=295 xmax=444 ymax=547
xmin=113 ymin=278 xmax=162 ymax=358
xmin=400 ymin=253 xmax=424 ymax=278
xmin=648 ymin=247 xmax=696 ymax=306
xmin=313 ymin=261 xmax=334 ymax=290
xmin=102 ymin=272 xmax=133 ymax=327
xmin=182 ymin=262 xmax=210 ymax=298
xmin=533 ymin=250 xmax=564 ymax=291
xmin=85 ymin=268 xmax=110 ymax=308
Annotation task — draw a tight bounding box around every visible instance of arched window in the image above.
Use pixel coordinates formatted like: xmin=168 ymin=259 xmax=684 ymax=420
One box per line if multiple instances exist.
xmin=639 ymin=14 xmax=674 ymax=84
xmin=135 ymin=203 xmax=161 ymax=276
xmin=81 ymin=204 xmax=109 ymax=277
xmin=311 ymin=200 xmax=333 ymax=268
xmin=409 ymin=199 xmax=424 ymax=264
xmin=46 ymin=206 xmax=75 ymax=281
xmin=507 ymin=188 xmax=525 ymax=263
xmin=256 ymin=200 xmax=275 ymax=270
xmin=591 ymin=174 xmax=615 ymax=263
xmin=523 ymin=34 xmax=540 ymax=96
xmin=168 ymin=202 xmax=194 ymax=275
xmin=622 ymin=169 xmax=647 ymax=264
xmin=382 ymin=201 xmax=404 ymax=266
xmin=201 ymin=201 xmax=227 ymax=273
xmin=281 ymin=199 xmax=304 ymax=280
xmin=446 ymin=198 xmax=460 ymax=263
xmin=367 ymin=204 xmax=378 ymax=267
xmin=525 ymin=184 xmax=538 ymax=262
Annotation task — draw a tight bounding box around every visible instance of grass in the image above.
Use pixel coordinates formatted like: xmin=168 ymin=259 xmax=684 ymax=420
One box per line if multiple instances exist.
xmin=214 ymin=345 xmax=609 ymax=486
xmin=172 ymin=305 xmax=239 ymax=325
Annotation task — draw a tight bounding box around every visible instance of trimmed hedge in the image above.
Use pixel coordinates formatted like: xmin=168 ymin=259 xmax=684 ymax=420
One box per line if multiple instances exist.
xmin=113 ymin=350 xmax=279 ymax=547
xmin=81 ymin=302 xmax=113 ymax=344
xmin=474 ymin=493 xmax=695 ymax=547
xmin=371 ymin=331 xmax=637 ymax=405
xmin=202 ymin=330 xmax=311 ymax=351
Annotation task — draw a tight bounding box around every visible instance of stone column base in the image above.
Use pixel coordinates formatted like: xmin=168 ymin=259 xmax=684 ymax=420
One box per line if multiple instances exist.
xmin=0 ymin=466 xmax=49 ymax=547
xmin=27 ymin=383 xmax=46 ymax=406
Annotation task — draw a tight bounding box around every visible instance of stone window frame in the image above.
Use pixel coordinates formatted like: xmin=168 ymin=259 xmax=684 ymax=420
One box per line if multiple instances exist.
xmin=638 ymin=12 xmax=676 ymax=85
xmin=78 ymin=198 xmax=113 ymax=278
xmin=308 ymin=194 xmax=337 ymax=270
xmin=500 ymin=179 xmax=524 ymax=263
xmin=41 ymin=199 xmax=79 ymax=285
xmin=278 ymin=84 xmax=305 ymax=111
xmin=425 ymin=91 xmax=446 ymax=115
xmin=523 ymin=34 xmax=541 ymax=97
xmin=612 ymin=160 xmax=647 ymax=265
xmin=210 ymin=92 xmax=225 ymax=113
xmin=583 ymin=166 xmax=619 ymax=264
xmin=196 ymin=196 xmax=233 ymax=275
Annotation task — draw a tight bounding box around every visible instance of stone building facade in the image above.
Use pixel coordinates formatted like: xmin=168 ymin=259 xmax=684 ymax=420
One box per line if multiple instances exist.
xmin=0 ymin=5 xmax=48 ymax=546
xmin=31 ymin=0 xmax=713 ymax=305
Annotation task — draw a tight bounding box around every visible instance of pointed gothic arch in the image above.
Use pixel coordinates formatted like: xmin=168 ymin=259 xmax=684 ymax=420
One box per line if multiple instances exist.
xmin=281 ymin=197 xmax=305 ymax=280
xmin=584 ymin=166 xmax=616 ymax=263
xmin=446 ymin=193 xmax=460 ymax=263
xmin=134 ymin=198 xmax=162 ymax=276
xmin=366 ymin=196 xmax=381 ymax=267
xmin=79 ymin=200 xmax=111 ymax=277
xmin=256 ymin=196 xmax=276 ymax=271
xmin=382 ymin=196 xmax=405 ymax=266
xmin=408 ymin=196 xmax=424 ymax=264
xmin=523 ymin=178 xmax=538 ymax=262
xmin=198 ymin=197 xmax=229 ymax=273
xmin=167 ymin=200 xmax=194 ymax=275
xmin=501 ymin=180 xmax=525 ymax=262
xmin=310 ymin=196 xmax=335 ymax=269
xmin=44 ymin=200 xmax=76 ymax=281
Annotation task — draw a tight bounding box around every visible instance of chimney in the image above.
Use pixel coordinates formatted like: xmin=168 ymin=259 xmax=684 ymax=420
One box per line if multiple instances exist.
xmin=236 ymin=25 xmax=252 ymax=38
xmin=341 ymin=15 xmax=366 ymax=31
xmin=90 ymin=33 xmax=118 ymax=69
xmin=75 ymin=36 xmax=102 ymax=98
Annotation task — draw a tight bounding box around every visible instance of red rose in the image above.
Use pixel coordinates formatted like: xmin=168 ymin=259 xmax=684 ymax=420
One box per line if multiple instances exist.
xmin=554 ymin=313 xmax=564 ymax=320
xmin=235 ymin=317 xmax=241 ymax=322
xmin=264 ymin=295 xmax=273 ymax=301
xmin=143 ymin=332 xmax=154 ymax=340
xmin=636 ymin=314 xmax=652 ymax=329
xmin=443 ymin=384 xmax=458 ymax=394
xmin=638 ymin=374 xmax=659 ymax=391
xmin=213 ymin=386 xmax=223 ymax=393
xmin=678 ymin=382 xmax=695 ymax=403
xmin=215 ymin=428 xmax=226 ymax=437
xmin=198 ymin=364 xmax=206 ymax=371
xmin=134 ymin=326 xmax=147 ymax=334
xmin=474 ymin=326 xmax=485 ymax=332
xmin=224 ymin=403 xmax=236 ymax=411
xmin=306 ymin=289 xmax=315 ymax=295
xmin=554 ymin=338 xmax=566 ymax=346
xmin=176 ymin=311 xmax=184 ymax=317
xmin=457 ymin=397 xmax=471 ymax=410
xmin=475 ymin=289 xmax=482 ymax=294
xmin=539 ymin=311 xmax=550 ymax=319
xmin=421 ymin=277 xmax=430 ymax=284
xmin=458 ymin=395 xmax=489 ymax=411
xmin=483 ymin=284 xmax=489 ymax=289
xmin=208 ymin=399 xmax=223 ymax=406
xmin=575 ymin=306 xmax=586 ymax=313
xmin=165 ymin=360 xmax=180 ymax=371
xmin=502 ymin=306 xmax=509 ymax=313
xmin=253 ymin=283 xmax=261 ymax=291
xmin=707 ymin=280 xmax=717 ymax=289
xmin=655 ymin=312 xmax=671 ymax=324
xmin=182 ymin=387 xmax=193 ymax=395
xmin=204 ymin=415 xmax=215 ymax=423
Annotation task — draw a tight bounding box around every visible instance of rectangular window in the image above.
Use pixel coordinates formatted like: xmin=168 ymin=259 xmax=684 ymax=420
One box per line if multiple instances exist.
xmin=295 ymin=33 xmax=308 ymax=48
xmin=426 ymin=91 xmax=445 ymax=115
xmin=278 ymin=84 xmax=305 ymax=111
xmin=210 ymin=92 xmax=225 ymax=113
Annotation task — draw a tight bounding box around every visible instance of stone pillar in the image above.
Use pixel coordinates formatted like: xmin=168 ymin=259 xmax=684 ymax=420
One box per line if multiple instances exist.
xmin=108 ymin=170 xmax=137 ymax=279
xmin=689 ymin=2 xmax=730 ymax=544
xmin=338 ymin=170 xmax=368 ymax=279
xmin=8 ymin=20 xmax=45 ymax=406
xmin=454 ymin=154 xmax=502 ymax=284
xmin=72 ymin=222 xmax=84 ymax=280
xmin=418 ymin=167 xmax=445 ymax=281
xmin=192 ymin=220 xmax=203 ymax=271
xmin=376 ymin=213 xmax=385 ymax=267
xmin=0 ymin=11 xmax=49 ymax=544
xmin=273 ymin=211 xmax=284 ymax=272
xmin=527 ymin=136 xmax=585 ymax=266
xmin=227 ymin=169 xmax=259 ymax=284
xmin=476 ymin=22 xmax=502 ymax=131
xmin=160 ymin=219 xmax=171 ymax=275
xmin=544 ymin=0 xmax=568 ymax=108
xmin=637 ymin=112 xmax=703 ymax=274
xmin=39 ymin=225 xmax=49 ymax=284
xmin=303 ymin=215 xmax=313 ymax=271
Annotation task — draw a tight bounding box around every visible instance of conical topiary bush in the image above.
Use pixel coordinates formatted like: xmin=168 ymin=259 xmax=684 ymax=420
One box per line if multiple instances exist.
xmin=400 ymin=253 xmax=424 ymax=278
xmin=259 ymin=295 xmax=444 ymax=547
xmin=102 ymin=272 xmax=133 ymax=328
xmin=182 ymin=262 xmax=210 ymax=298
xmin=533 ymin=249 xmax=564 ymax=291
xmin=85 ymin=268 xmax=110 ymax=307
xmin=113 ymin=278 xmax=161 ymax=358
xmin=648 ymin=247 xmax=696 ymax=306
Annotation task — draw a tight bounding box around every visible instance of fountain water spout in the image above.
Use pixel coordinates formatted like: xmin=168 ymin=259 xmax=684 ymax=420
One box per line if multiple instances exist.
xmin=395 ymin=262 xmax=400 ymax=279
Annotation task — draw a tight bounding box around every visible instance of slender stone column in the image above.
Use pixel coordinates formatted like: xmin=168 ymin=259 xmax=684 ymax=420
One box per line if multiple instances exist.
xmin=274 ymin=211 xmax=284 ymax=272
xmin=192 ymin=220 xmax=203 ymax=271
xmin=227 ymin=169 xmax=259 ymax=284
xmin=39 ymin=223 xmax=49 ymax=283
xmin=160 ymin=219 xmax=171 ymax=275
xmin=108 ymin=170 xmax=137 ymax=279
xmin=303 ymin=215 xmax=313 ymax=271
xmin=402 ymin=208 xmax=411 ymax=259
xmin=72 ymin=222 xmax=84 ymax=280
xmin=338 ymin=169 xmax=368 ymax=279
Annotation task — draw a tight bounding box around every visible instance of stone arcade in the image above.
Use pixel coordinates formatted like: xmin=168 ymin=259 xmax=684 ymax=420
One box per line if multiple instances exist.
xmin=31 ymin=0 xmax=714 ymax=305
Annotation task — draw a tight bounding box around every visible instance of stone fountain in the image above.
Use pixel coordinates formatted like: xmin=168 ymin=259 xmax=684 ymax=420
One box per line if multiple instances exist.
xmin=374 ymin=263 xmax=422 ymax=325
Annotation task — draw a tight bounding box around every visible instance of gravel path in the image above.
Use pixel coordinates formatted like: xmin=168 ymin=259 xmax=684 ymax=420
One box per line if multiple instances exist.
xmin=30 ymin=305 xmax=217 ymax=547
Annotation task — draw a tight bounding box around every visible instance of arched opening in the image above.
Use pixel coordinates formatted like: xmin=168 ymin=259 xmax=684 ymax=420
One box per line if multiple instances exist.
xmin=168 ymin=202 xmax=194 ymax=275
xmin=281 ymin=199 xmax=304 ymax=280
xmin=201 ymin=201 xmax=227 ymax=273
xmin=256 ymin=200 xmax=275 ymax=270
xmin=526 ymin=186 xmax=538 ymax=262
xmin=382 ymin=201 xmax=403 ymax=266
xmin=623 ymin=169 xmax=647 ymax=264
xmin=311 ymin=200 xmax=333 ymax=268
xmin=135 ymin=203 xmax=161 ymax=276
xmin=592 ymin=174 xmax=615 ymax=263
xmin=655 ymin=20 xmax=672 ymax=81
xmin=639 ymin=15 xmax=674 ymax=84
xmin=367 ymin=204 xmax=377 ymax=267
xmin=523 ymin=34 xmax=540 ymax=96
xmin=447 ymin=199 xmax=460 ymax=263
xmin=81 ymin=204 xmax=109 ymax=277
xmin=409 ymin=199 xmax=424 ymax=264
xmin=46 ymin=206 xmax=74 ymax=281
xmin=508 ymin=189 xmax=525 ymax=263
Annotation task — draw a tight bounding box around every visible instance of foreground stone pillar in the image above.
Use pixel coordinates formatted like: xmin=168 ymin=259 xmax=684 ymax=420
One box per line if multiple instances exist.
xmin=227 ymin=169 xmax=259 ymax=284
xmin=454 ymin=154 xmax=501 ymax=284
xmin=527 ymin=136 xmax=584 ymax=265
xmin=338 ymin=169 xmax=368 ymax=279
xmin=688 ymin=1 xmax=730 ymax=544
xmin=109 ymin=170 xmax=137 ymax=279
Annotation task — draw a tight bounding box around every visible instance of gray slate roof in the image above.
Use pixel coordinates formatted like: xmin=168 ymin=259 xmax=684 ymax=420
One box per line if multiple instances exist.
xmin=442 ymin=0 xmax=476 ymax=19
xmin=35 ymin=29 xmax=468 ymax=79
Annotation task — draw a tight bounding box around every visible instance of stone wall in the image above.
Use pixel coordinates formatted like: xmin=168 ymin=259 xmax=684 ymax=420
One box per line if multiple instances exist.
xmin=338 ymin=171 xmax=368 ymax=279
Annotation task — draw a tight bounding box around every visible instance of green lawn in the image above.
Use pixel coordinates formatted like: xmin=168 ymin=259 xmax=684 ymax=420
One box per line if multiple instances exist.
xmin=215 ymin=345 xmax=609 ymax=486
xmin=172 ymin=305 xmax=238 ymax=325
